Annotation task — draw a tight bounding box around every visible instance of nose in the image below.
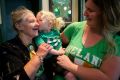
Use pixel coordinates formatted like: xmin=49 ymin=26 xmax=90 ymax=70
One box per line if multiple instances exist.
xmin=83 ymin=9 xmax=88 ymax=17
xmin=35 ymin=21 xmax=40 ymax=27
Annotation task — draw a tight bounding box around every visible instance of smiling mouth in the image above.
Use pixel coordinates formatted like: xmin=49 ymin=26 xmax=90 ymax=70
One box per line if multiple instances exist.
xmin=33 ymin=28 xmax=38 ymax=31
xmin=86 ymin=17 xmax=90 ymax=20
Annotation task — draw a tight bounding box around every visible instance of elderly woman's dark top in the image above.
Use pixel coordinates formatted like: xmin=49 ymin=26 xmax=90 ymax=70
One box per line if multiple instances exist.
xmin=0 ymin=36 xmax=30 ymax=80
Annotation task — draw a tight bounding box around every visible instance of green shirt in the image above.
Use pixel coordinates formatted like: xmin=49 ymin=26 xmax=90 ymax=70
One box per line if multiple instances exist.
xmin=35 ymin=28 xmax=62 ymax=50
xmin=34 ymin=28 xmax=62 ymax=79
xmin=64 ymin=21 xmax=120 ymax=68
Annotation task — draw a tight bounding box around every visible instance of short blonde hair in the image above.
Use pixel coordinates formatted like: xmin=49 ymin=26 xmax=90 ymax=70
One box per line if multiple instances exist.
xmin=36 ymin=10 xmax=65 ymax=30
xmin=11 ymin=6 xmax=34 ymax=31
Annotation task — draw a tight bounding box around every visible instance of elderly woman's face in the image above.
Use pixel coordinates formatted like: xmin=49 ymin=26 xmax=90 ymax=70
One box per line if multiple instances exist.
xmin=17 ymin=12 xmax=39 ymax=38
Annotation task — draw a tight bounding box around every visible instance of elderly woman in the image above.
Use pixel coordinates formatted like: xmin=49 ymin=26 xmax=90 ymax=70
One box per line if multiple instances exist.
xmin=0 ymin=6 xmax=52 ymax=80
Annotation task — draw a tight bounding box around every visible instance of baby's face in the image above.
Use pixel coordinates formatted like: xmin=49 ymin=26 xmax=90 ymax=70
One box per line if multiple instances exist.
xmin=37 ymin=16 xmax=50 ymax=31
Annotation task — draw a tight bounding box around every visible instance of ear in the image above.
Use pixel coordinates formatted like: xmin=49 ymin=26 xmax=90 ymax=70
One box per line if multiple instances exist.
xmin=15 ymin=23 xmax=24 ymax=31
xmin=49 ymin=21 xmax=53 ymax=27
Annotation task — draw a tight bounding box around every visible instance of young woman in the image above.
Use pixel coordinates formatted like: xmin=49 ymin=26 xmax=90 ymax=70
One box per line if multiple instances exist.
xmin=57 ymin=0 xmax=120 ymax=80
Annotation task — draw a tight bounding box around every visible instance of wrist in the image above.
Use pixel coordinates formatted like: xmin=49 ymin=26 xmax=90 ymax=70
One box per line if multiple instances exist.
xmin=69 ymin=63 xmax=78 ymax=73
xmin=35 ymin=54 xmax=44 ymax=63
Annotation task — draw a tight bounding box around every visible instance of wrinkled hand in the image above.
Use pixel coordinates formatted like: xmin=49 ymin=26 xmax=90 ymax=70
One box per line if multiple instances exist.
xmin=36 ymin=43 xmax=52 ymax=58
xmin=57 ymin=55 xmax=73 ymax=69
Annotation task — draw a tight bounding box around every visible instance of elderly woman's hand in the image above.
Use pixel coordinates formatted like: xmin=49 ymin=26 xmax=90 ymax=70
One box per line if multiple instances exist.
xmin=36 ymin=43 xmax=52 ymax=58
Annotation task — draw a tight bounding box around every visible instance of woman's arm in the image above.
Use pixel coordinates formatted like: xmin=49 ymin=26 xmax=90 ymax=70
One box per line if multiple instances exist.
xmin=61 ymin=32 xmax=69 ymax=45
xmin=100 ymin=55 xmax=120 ymax=80
xmin=57 ymin=55 xmax=120 ymax=80
xmin=24 ymin=43 xmax=52 ymax=80
xmin=24 ymin=55 xmax=43 ymax=80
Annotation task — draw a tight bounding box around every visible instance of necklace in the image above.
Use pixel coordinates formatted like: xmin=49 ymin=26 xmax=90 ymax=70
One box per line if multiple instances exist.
xmin=27 ymin=44 xmax=36 ymax=58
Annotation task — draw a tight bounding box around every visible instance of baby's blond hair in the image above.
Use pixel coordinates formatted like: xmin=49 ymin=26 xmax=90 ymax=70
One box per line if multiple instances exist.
xmin=36 ymin=10 xmax=65 ymax=30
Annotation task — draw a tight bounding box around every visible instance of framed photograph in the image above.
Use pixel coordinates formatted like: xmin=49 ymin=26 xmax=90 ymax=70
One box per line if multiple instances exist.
xmin=42 ymin=0 xmax=78 ymax=23
xmin=49 ymin=0 xmax=72 ymax=22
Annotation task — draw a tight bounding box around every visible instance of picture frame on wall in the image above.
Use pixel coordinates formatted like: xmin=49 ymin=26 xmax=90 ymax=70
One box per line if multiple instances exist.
xmin=49 ymin=0 xmax=72 ymax=23
xmin=42 ymin=0 xmax=78 ymax=23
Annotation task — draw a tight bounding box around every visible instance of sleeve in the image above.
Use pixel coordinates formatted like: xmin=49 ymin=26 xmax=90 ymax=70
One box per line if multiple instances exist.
xmin=63 ymin=21 xmax=86 ymax=41
xmin=63 ymin=22 xmax=78 ymax=41
xmin=19 ymin=69 xmax=30 ymax=80
xmin=114 ymin=35 xmax=120 ymax=56
xmin=2 ymin=68 xmax=30 ymax=80
xmin=34 ymin=35 xmax=45 ymax=47
xmin=0 ymin=43 xmax=30 ymax=80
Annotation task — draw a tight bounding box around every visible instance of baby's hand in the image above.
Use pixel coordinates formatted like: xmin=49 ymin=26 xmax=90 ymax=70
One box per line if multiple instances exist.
xmin=49 ymin=47 xmax=65 ymax=55
xmin=58 ymin=48 xmax=65 ymax=55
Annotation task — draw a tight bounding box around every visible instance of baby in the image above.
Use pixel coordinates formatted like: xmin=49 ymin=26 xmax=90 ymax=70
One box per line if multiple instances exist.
xmin=35 ymin=10 xmax=76 ymax=80
xmin=35 ymin=10 xmax=65 ymax=55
